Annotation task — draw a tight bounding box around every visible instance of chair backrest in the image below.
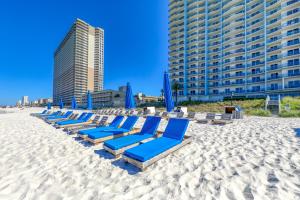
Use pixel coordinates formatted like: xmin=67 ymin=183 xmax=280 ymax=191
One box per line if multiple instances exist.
xmin=70 ymin=113 xmax=78 ymax=119
xmin=77 ymin=112 xmax=87 ymax=120
xmin=187 ymin=112 xmax=196 ymax=119
xmin=92 ymin=115 xmax=101 ymax=123
xmin=98 ymin=116 xmax=109 ymax=126
xmin=52 ymin=111 xmax=60 ymax=116
xmin=120 ymin=116 xmax=139 ymax=130
xmin=63 ymin=111 xmax=73 ymax=118
xmin=83 ymin=113 xmax=93 ymax=121
xmin=176 ymin=112 xmax=184 ymax=118
xmin=163 ymin=118 xmax=189 ymax=141
xmin=162 ymin=112 xmax=169 ymax=118
xmin=221 ymin=113 xmax=232 ymax=121
xmin=129 ymin=110 xmax=135 ymax=115
xmin=110 ymin=115 xmax=124 ymax=127
xmin=206 ymin=113 xmax=215 ymax=120
xmin=140 ymin=116 xmax=162 ymax=135
xmin=154 ymin=111 xmax=161 ymax=116
xmin=143 ymin=110 xmax=150 ymax=115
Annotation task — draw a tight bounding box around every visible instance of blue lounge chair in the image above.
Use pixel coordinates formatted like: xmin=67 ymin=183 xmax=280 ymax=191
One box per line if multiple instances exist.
xmin=55 ymin=113 xmax=93 ymax=128
xmin=30 ymin=110 xmax=47 ymax=116
xmin=123 ymin=118 xmax=191 ymax=171
xmin=46 ymin=111 xmax=73 ymax=123
xmin=103 ymin=116 xmax=162 ymax=158
xmin=39 ymin=111 xmax=62 ymax=119
xmin=46 ymin=111 xmax=73 ymax=120
xmin=66 ymin=115 xmax=108 ymax=134
xmin=78 ymin=115 xmax=124 ymax=138
xmin=86 ymin=116 xmax=139 ymax=144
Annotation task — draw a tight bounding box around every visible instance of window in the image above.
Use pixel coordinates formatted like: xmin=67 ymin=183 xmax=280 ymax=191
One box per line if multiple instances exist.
xmin=287 ymin=48 xmax=299 ymax=56
xmin=287 ymin=38 xmax=300 ymax=46
xmin=288 ymin=59 xmax=300 ymax=66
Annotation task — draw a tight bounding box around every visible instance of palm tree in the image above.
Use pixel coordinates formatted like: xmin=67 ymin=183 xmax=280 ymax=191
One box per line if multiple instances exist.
xmin=172 ymin=82 xmax=180 ymax=106
xmin=160 ymin=89 xmax=164 ymax=101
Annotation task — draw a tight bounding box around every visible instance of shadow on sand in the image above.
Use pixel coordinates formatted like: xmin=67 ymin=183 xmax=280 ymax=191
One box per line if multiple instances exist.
xmin=94 ymin=149 xmax=140 ymax=175
xmin=111 ymin=159 xmax=140 ymax=175
xmin=294 ymin=128 xmax=300 ymax=137
xmin=94 ymin=149 xmax=115 ymax=160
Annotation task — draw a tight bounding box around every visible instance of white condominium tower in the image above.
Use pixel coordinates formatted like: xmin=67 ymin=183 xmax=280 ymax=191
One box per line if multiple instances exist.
xmin=169 ymin=0 xmax=300 ymax=101
xmin=53 ymin=18 xmax=104 ymax=105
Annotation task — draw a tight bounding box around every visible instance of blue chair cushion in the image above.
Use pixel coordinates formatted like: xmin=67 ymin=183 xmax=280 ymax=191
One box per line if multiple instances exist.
xmin=163 ymin=118 xmax=189 ymax=141
xmin=104 ymin=133 xmax=153 ymax=150
xmin=78 ymin=126 xmax=115 ymax=135
xmin=124 ymin=137 xmax=181 ymax=162
xmin=88 ymin=129 xmax=129 ymax=139
xmin=56 ymin=120 xmax=84 ymax=125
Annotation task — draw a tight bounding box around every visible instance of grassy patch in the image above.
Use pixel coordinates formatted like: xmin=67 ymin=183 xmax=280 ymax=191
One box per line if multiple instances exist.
xmin=279 ymin=110 xmax=300 ymax=118
xmin=245 ymin=109 xmax=272 ymax=117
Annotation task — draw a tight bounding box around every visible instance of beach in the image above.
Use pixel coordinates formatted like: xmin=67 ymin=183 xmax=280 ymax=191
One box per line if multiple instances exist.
xmin=0 ymin=108 xmax=299 ymax=200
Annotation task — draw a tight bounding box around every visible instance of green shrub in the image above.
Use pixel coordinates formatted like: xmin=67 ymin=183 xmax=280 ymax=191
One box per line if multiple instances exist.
xmin=279 ymin=110 xmax=300 ymax=118
xmin=245 ymin=109 xmax=271 ymax=117
xmin=281 ymin=96 xmax=300 ymax=110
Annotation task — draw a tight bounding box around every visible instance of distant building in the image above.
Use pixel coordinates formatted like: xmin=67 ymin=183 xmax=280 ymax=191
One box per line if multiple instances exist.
xmin=38 ymin=98 xmax=52 ymax=105
xmin=81 ymin=86 xmax=126 ymax=108
xmin=16 ymin=100 xmax=22 ymax=107
xmin=21 ymin=96 xmax=29 ymax=106
xmin=53 ymin=18 xmax=104 ymax=105
xmin=135 ymin=93 xmax=163 ymax=105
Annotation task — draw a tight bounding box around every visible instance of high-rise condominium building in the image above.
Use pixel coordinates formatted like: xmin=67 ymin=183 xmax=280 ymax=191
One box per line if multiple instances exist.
xmin=53 ymin=18 xmax=104 ymax=105
xmin=169 ymin=0 xmax=300 ymax=101
xmin=22 ymin=96 xmax=29 ymax=106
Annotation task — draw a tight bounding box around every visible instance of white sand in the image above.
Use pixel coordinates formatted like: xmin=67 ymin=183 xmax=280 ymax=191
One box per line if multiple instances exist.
xmin=0 ymin=108 xmax=299 ymax=200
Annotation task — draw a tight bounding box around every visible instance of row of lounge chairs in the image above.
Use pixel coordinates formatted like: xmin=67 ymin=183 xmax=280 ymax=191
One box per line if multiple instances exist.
xmin=197 ymin=113 xmax=233 ymax=125
xmin=31 ymin=109 xmax=192 ymax=171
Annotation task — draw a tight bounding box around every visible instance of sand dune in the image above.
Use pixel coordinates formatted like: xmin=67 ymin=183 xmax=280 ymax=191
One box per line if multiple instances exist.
xmin=0 ymin=108 xmax=299 ymax=200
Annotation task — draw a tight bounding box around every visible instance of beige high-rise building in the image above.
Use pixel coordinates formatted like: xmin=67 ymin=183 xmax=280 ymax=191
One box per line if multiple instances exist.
xmin=53 ymin=18 xmax=104 ymax=105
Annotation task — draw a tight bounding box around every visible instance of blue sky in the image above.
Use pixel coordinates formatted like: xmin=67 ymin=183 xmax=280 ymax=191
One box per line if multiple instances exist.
xmin=0 ymin=0 xmax=168 ymax=105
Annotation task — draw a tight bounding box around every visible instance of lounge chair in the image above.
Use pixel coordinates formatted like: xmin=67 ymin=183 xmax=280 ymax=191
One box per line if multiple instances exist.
xmin=55 ymin=113 xmax=93 ymax=128
xmin=197 ymin=113 xmax=215 ymax=124
xmin=31 ymin=110 xmax=47 ymax=116
xmin=187 ymin=112 xmax=196 ymax=121
xmin=85 ymin=116 xmax=140 ymax=144
xmin=104 ymin=116 xmax=162 ymax=158
xmin=63 ymin=115 xmax=101 ymax=132
xmin=161 ymin=112 xmax=169 ymax=118
xmin=154 ymin=111 xmax=161 ymax=117
xmin=67 ymin=115 xmax=109 ymax=134
xmin=46 ymin=111 xmax=73 ymax=123
xmin=38 ymin=111 xmax=62 ymax=119
xmin=176 ymin=112 xmax=184 ymax=118
xmin=78 ymin=115 xmax=124 ymax=139
xmin=123 ymin=118 xmax=191 ymax=171
xmin=211 ymin=113 xmax=233 ymax=125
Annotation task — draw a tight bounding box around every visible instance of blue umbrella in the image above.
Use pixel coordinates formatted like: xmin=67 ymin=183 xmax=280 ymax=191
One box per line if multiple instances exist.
xmin=87 ymin=91 xmax=93 ymax=110
xmin=71 ymin=96 xmax=77 ymax=109
xmin=125 ymin=82 xmax=136 ymax=109
xmin=163 ymin=71 xmax=174 ymax=112
xmin=47 ymin=102 xmax=51 ymax=110
xmin=59 ymin=98 xmax=64 ymax=109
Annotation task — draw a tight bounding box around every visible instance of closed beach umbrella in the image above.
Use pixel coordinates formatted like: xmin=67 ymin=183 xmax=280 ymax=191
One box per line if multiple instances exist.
xmin=87 ymin=91 xmax=93 ymax=110
xmin=71 ymin=96 xmax=77 ymax=109
xmin=163 ymin=71 xmax=174 ymax=112
xmin=47 ymin=102 xmax=51 ymax=110
xmin=125 ymin=82 xmax=136 ymax=109
xmin=59 ymin=98 xmax=64 ymax=109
